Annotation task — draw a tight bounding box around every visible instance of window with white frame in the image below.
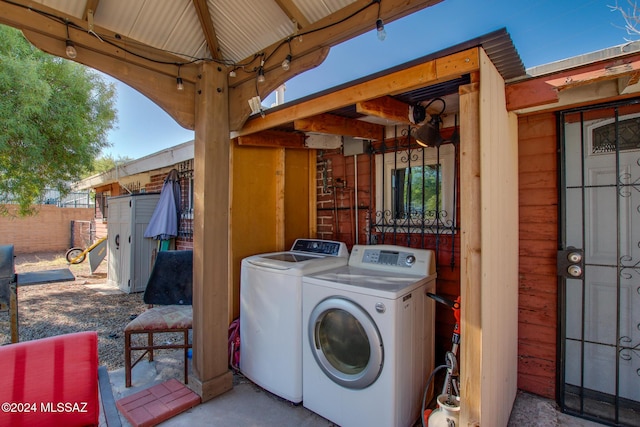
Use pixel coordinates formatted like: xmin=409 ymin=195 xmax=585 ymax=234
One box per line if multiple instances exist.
xmin=374 ymin=143 xmax=455 ymax=232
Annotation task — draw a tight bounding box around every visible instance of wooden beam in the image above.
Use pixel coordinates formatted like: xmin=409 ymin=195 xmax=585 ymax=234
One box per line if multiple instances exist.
xmin=505 ymin=79 xmax=558 ymax=111
xmin=229 ymin=47 xmax=330 ymax=131
xmin=230 ymin=0 xmax=441 ymax=88
xmin=192 ymin=0 xmax=222 ymax=60
xmin=545 ymin=58 xmax=640 ymax=91
xmin=4 ymin=0 xmax=198 ymax=129
xmin=622 ymin=71 xmax=640 ymax=93
xmin=506 ymin=53 xmax=640 ymax=111
xmin=295 ymin=113 xmax=385 ymax=140
xmin=83 ymin=0 xmax=100 ymax=21
xmin=0 ymin=0 xmax=198 ymax=82
xmin=22 ymin=30 xmax=196 ymax=130
xmin=236 ymin=130 xmax=306 ymax=148
xmin=237 ymin=48 xmax=479 ymax=135
xmin=273 ymin=0 xmax=310 ymax=28
xmin=356 ymin=96 xmax=411 ymax=124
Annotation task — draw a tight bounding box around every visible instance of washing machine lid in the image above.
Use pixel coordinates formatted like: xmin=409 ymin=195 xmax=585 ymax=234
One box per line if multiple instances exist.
xmin=245 ymin=252 xmax=324 ymax=271
xmin=304 ymin=265 xmax=436 ymax=299
xmin=260 ymin=253 xmax=319 ymax=262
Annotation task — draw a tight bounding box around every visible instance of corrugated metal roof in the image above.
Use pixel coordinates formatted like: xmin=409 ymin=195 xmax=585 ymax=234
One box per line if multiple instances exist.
xmin=294 ymin=0 xmax=358 ymax=24
xmin=395 ymin=27 xmax=525 ymax=82
xmin=526 ymin=40 xmax=640 ymax=78
xmin=29 ymin=0 xmax=359 ymax=63
xmin=209 ymin=0 xmax=296 ymax=62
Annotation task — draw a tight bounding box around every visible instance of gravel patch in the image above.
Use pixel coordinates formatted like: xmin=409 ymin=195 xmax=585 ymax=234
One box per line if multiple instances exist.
xmin=0 ymin=252 xmax=149 ymax=371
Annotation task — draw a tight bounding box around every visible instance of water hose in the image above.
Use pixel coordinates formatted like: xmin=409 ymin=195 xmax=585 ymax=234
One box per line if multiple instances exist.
xmin=421 ymin=364 xmax=448 ymax=427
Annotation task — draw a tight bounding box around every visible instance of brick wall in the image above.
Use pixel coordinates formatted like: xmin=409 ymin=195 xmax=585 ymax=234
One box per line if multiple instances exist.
xmin=145 ymin=169 xmax=193 ymax=250
xmin=0 ymin=205 xmax=95 ymax=254
xmin=316 ymin=152 xmax=372 ymax=247
xmin=70 ymin=220 xmax=93 ymax=248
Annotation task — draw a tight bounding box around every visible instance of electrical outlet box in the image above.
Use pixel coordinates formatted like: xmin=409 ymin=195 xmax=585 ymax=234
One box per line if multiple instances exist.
xmin=343 ymin=137 xmax=367 ymax=156
xmin=305 ymin=134 xmax=342 ymax=149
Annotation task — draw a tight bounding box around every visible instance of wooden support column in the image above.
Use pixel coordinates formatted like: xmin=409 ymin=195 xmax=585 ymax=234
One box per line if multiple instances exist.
xmin=190 ymin=62 xmax=233 ymax=401
xmin=459 ymin=49 xmax=519 ymax=426
xmin=459 ymin=78 xmax=481 ymax=427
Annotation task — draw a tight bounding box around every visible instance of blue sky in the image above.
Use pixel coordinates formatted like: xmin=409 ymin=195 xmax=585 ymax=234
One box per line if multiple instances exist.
xmin=104 ymin=0 xmax=631 ymax=159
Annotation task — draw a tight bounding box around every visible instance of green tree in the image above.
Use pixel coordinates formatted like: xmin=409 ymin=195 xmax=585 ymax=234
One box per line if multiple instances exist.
xmin=0 ymin=25 xmax=117 ymax=216
xmin=85 ymin=154 xmax=134 ymax=178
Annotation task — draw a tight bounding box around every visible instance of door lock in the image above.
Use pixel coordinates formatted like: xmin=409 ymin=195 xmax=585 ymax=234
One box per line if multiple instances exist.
xmin=557 ymin=247 xmax=584 ymax=279
xmin=567 ymin=251 xmax=582 ymax=264
xmin=567 ymin=264 xmax=582 ymax=277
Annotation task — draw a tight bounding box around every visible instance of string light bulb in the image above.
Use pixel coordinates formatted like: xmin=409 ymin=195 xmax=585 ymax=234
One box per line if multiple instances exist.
xmin=65 ymin=23 xmax=77 ymax=58
xmin=282 ymin=54 xmax=292 ymax=71
xmin=229 ymin=69 xmax=237 ymax=78
xmin=376 ymin=19 xmax=386 ymax=41
xmin=65 ymin=39 xmax=77 ymax=58
xmin=176 ymin=65 xmax=184 ymax=91
xmin=257 ymin=67 xmax=265 ymax=83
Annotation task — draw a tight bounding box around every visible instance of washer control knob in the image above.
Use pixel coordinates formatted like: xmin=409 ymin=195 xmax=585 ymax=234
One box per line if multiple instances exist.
xmin=405 ymin=255 xmax=416 ymax=266
xmin=375 ymin=302 xmax=386 ymax=313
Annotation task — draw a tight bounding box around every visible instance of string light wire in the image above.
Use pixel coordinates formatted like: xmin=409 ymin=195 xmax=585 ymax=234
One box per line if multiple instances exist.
xmin=1 ymin=0 xmax=385 ymax=83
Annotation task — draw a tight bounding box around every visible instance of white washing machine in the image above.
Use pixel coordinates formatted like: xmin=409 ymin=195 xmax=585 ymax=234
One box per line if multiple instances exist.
xmin=239 ymin=239 xmax=348 ymax=403
xmin=302 ymin=244 xmax=436 ymax=427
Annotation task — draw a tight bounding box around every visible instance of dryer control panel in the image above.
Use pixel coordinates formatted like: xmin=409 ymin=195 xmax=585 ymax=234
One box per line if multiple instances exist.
xmin=349 ymin=244 xmax=436 ymax=276
xmin=362 ymin=249 xmax=415 ymax=268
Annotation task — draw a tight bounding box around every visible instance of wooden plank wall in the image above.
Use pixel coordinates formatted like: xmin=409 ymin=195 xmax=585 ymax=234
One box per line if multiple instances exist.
xmin=230 ymin=144 xmax=316 ymax=320
xmin=230 ymin=144 xmax=283 ymax=320
xmin=475 ymin=49 xmax=520 ymax=427
xmin=284 ymin=150 xmax=315 ymax=248
xmin=517 ymin=112 xmax=558 ymax=399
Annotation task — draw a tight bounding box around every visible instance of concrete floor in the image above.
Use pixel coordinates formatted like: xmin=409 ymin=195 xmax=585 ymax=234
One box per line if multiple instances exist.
xmin=104 ymin=353 xmax=606 ymax=427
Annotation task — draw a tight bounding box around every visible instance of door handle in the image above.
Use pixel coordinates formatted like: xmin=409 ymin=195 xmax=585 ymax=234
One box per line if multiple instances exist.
xmin=557 ymin=247 xmax=584 ymax=278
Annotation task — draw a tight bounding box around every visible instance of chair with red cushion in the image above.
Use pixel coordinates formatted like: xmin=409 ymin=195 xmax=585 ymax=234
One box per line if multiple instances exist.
xmin=0 ymin=331 xmax=100 ymax=427
xmin=124 ymin=250 xmax=193 ymax=388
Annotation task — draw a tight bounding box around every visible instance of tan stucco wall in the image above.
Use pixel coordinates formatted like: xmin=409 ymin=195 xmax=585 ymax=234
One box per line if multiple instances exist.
xmin=0 ymin=205 xmax=94 ymax=254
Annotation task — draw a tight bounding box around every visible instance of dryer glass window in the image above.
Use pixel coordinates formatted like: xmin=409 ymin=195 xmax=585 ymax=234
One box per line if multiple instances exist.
xmin=318 ymin=309 xmax=370 ymax=375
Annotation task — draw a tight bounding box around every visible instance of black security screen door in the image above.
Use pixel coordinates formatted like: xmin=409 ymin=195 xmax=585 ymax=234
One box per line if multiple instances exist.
xmin=558 ymin=99 xmax=640 ymax=426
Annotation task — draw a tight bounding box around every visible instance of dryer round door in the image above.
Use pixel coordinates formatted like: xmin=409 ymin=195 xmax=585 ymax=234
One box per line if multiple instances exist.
xmin=308 ymin=296 xmax=383 ymax=389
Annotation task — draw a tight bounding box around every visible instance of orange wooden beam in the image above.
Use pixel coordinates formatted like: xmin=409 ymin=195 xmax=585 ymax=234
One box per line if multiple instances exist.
xmin=506 ymin=53 xmax=640 ymax=111
xmin=236 ymin=130 xmax=306 ymax=148
xmin=294 ymin=113 xmax=385 ymax=140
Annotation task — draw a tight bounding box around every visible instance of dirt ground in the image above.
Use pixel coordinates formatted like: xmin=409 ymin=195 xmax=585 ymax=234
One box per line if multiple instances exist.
xmin=14 ymin=250 xmax=109 ymax=282
xmin=0 ymin=251 xmax=147 ymax=370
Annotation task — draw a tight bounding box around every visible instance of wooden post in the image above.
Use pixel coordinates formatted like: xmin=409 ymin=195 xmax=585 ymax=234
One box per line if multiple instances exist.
xmin=189 ymin=62 xmax=233 ymax=401
xmin=459 ymin=77 xmax=482 ymax=426
xmin=477 ymin=49 xmax=519 ymax=427
xmin=458 ymin=49 xmax=520 ymax=426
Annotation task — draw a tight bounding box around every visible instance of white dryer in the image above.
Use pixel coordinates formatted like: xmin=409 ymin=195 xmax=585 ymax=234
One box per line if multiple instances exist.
xmin=239 ymin=239 xmax=348 ymax=403
xmin=302 ymin=244 xmax=436 ymax=427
